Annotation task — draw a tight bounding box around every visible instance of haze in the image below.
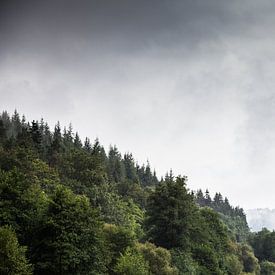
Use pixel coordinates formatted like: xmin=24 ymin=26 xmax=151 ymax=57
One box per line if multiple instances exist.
xmin=1 ymin=0 xmax=275 ymax=208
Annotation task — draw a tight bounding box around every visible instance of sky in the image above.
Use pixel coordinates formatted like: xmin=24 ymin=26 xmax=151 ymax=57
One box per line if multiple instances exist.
xmin=1 ymin=0 xmax=275 ymax=209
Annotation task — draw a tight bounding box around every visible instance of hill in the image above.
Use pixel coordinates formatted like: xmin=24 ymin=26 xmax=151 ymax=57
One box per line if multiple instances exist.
xmin=0 ymin=110 xmax=269 ymax=275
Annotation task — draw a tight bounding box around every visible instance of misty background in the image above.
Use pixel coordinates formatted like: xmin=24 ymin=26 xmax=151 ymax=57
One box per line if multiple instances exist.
xmin=1 ymin=0 xmax=275 ymax=209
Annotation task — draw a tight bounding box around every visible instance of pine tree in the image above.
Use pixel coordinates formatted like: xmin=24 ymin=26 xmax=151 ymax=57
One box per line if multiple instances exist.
xmin=196 ymin=189 xmax=205 ymax=206
xmin=63 ymin=123 xmax=74 ymax=150
xmin=49 ymin=122 xmax=62 ymax=165
xmin=123 ymin=153 xmax=138 ymax=183
xmin=31 ymin=120 xmax=42 ymax=151
xmin=91 ymin=138 xmax=107 ymax=169
xmin=74 ymin=132 xmax=82 ymax=148
xmin=84 ymin=137 xmax=92 ymax=152
xmin=108 ymin=145 xmax=125 ymax=183
xmin=213 ymin=192 xmax=223 ymax=212
xmin=52 ymin=122 xmax=62 ymax=151
xmin=11 ymin=109 xmax=22 ymax=137
xmin=0 ymin=119 xmax=6 ymax=143
xmin=204 ymin=189 xmax=212 ymax=207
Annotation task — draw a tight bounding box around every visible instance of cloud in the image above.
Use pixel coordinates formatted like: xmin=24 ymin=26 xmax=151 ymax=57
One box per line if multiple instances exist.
xmin=1 ymin=0 xmax=275 ymax=208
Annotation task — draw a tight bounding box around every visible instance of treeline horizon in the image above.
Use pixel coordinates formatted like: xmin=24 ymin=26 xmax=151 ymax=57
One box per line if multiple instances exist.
xmin=0 ymin=110 xmax=275 ymax=275
xmin=0 ymin=109 xmax=244 ymax=201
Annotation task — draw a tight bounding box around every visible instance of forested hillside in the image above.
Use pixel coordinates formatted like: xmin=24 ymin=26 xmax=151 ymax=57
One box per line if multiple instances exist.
xmin=195 ymin=190 xmax=250 ymax=243
xmin=0 ymin=110 xmax=273 ymax=274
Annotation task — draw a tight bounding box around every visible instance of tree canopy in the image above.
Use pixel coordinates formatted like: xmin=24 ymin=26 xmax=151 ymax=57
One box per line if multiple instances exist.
xmin=0 ymin=110 xmax=266 ymax=275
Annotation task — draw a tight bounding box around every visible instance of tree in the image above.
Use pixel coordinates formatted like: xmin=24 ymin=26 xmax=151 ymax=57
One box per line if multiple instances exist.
xmin=74 ymin=132 xmax=82 ymax=148
xmin=171 ymin=249 xmax=199 ymax=275
xmin=204 ymin=189 xmax=212 ymax=207
xmin=0 ymin=226 xmax=32 ymax=275
xmin=0 ymin=119 xmax=6 ymax=143
xmin=224 ymin=254 xmax=243 ymax=275
xmin=195 ymin=189 xmax=205 ymax=206
xmin=49 ymin=122 xmax=63 ymax=165
xmin=63 ymin=123 xmax=74 ymax=149
xmin=137 ymin=242 xmax=178 ymax=275
xmin=57 ymin=147 xmax=106 ymax=189
xmin=123 ymin=153 xmax=138 ymax=183
xmin=114 ymin=247 xmax=150 ymax=275
xmin=91 ymin=138 xmax=107 ymax=171
xmin=11 ymin=109 xmax=22 ymax=137
xmin=260 ymin=261 xmax=275 ymax=275
xmin=30 ymin=120 xmax=42 ymax=151
xmin=103 ymin=224 xmax=135 ymax=273
xmin=40 ymin=122 xmax=52 ymax=161
xmin=146 ymin=176 xmax=196 ymax=249
xmin=196 ymin=189 xmax=250 ymax=242
xmin=84 ymin=137 xmax=92 ymax=152
xmin=190 ymin=208 xmax=231 ymax=274
xmin=239 ymin=244 xmax=260 ymax=275
xmin=0 ymin=166 xmax=49 ymax=243
xmin=31 ymin=185 xmax=108 ymax=274
xmin=212 ymin=192 xmax=223 ymax=212
xmin=249 ymin=228 xmax=275 ymax=262
xmin=108 ymin=146 xmax=125 ymax=183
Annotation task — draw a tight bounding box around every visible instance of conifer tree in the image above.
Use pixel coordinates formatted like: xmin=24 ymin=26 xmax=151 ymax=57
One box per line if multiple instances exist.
xmin=31 ymin=120 xmax=42 ymax=150
xmin=204 ymin=189 xmax=212 ymax=207
xmin=84 ymin=137 xmax=92 ymax=152
xmin=49 ymin=122 xmax=63 ymax=165
xmin=74 ymin=132 xmax=82 ymax=148
xmin=0 ymin=119 xmax=6 ymax=143
xmin=123 ymin=153 xmax=138 ymax=183
xmin=52 ymin=122 xmax=62 ymax=151
xmin=11 ymin=109 xmax=22 ymax=137
xmin=108 ymin=145 xmax=126 ymax=183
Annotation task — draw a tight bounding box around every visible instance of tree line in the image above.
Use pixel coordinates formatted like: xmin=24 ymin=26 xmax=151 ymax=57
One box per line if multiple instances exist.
xmin=0 ymin=110 xmax=273 ymax=274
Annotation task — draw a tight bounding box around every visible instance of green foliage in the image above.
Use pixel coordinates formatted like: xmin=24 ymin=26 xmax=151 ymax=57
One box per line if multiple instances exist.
xmin=57 ymin=148 xmax=106 ymax=190
xmin=249 ymin=228 xmax=275 ymax=263
xmin=108 ymin=146 xmax=126 ymax=183
xmin=220 ymin=213 xmax=250 ymax=242
xmin=0 ymin=111 xmax=264 ymax=275
xmin=171 ymin=249 xmax=199 ymax=275
xmin=260 ymin=261 xmax=275 ymax=275
xmin=191 ymin=243 xmax=221 ymax=274
xmin=190 ymin=206 xmax=232 ymax=274
xmin=0 ymin=167 xmax=49 ymax=242
xmin=146 ymin=176 xmax=196 ymax=249
xmin=114 ymin=247 xmax=150 ymax=275
xmin=195 ymin=189 xmax=250 ymax=242
xmin=224 ymin=254 xmax=243 ymax=275
xmin=137 ymin=242 xmax=178 ymax=275
xmin=239 ymin=244 xmax=260 ymax=275
xmin=91 ymin=184 xmax=145 ymax=238
xmin=0 ymin=225 xmax=32 ymax=275
xmin=115 ymin=180 xmax=150 ymax=208
xmin=31 ymin=185 xmax=108 ymax=275
xmin=104 ymin=224 xmax=135 ymax=273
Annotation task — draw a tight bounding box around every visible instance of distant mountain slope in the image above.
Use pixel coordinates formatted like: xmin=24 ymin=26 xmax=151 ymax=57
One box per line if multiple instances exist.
xmin=195 ymin=190 xmax=250 ymax=242
xmin=246 ymin=208 xmax=275 ymax=232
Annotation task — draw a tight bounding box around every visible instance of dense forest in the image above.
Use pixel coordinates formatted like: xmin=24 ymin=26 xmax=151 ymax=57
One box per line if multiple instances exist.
xmin=0 ymin=110 xmax=275 ymax=275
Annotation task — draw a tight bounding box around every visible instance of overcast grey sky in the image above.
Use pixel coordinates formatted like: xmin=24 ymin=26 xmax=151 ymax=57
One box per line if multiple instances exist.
xmin=1 ymin=0 xmax=275 ymax=208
